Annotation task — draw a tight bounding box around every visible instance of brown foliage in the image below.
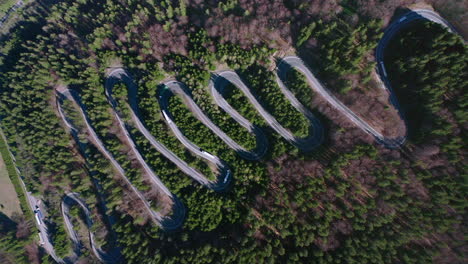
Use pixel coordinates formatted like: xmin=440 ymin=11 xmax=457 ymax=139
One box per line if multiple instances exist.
xmin=312 ymin=94 xmax=375 ymax=151
xmin=187 ymin=0 xmax=341 ymax=49
xmin=354 ymin=0 xmax=421 ymax=24
xmin=14 ymin=217 xmax=31 ymax=239
xmin=337 ymin=76 xmax=406 ymax=138
xmin=146 ymin=23 xmax=188 ymax=61
xmin=24 ymin=243 xmax=40 ymax=264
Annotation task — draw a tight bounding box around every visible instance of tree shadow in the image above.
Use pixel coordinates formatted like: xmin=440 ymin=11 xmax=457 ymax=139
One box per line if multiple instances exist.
xmin=0 ymin=211 xmax=17 ymax=233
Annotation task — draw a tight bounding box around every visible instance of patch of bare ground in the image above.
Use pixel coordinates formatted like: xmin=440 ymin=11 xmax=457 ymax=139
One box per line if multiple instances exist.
xmin=407 ymin=1 xmax=434 ymax=10
xmin=335 ymin=69 xmax=406 ymax=138
xmin=356 ymin=0 xmax=467 ymax=39
xmin=355 ymin=0 xmax=425 ymax=25
xmin=432 ymin=0 xmax=468 ymax=40
xmin=211 ymin=60 xmax=231 ymax=72
xmin=76 ymin=257 xmax=97 ymax=264
xmin=312 ymin=93 xmax=375 ymax=149
xmin=269 ymin=48 xmax=296 ymax=71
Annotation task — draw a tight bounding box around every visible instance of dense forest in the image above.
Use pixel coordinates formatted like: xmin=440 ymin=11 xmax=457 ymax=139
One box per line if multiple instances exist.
xmin=0 ymin=0 xmax=466 ymax=263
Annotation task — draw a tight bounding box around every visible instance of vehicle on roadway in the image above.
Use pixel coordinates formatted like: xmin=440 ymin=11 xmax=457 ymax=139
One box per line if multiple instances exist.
xmin=162 ymin=110 xmax=171 ymax=124
xmin=223 ymin=171 xmax=230 ymax=184
xmin=38 ymin=231 xmax=45 ymax=245
xmin=34 ymin=205 xmax=44 ymax=218
xmin=34 ymin=212 xmax=42 ymax=226
xmin=380 ymin=61 xmax=388 ymax=77
xmin=201 ymin=150 xmax=216 ymax=160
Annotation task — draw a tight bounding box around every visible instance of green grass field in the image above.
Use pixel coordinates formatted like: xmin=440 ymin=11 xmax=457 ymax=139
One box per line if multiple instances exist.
xmin=0 ymin=151 xmax=21 ymax=217
xmin=0 ymin=130 xmax=36 ymax=223
xmin=0 ymin=0 xmax=17 ymax=17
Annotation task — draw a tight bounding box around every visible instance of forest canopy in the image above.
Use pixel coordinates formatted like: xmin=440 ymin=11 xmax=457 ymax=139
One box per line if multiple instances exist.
xmin=0 ymin=0 xmax=466 ymax=263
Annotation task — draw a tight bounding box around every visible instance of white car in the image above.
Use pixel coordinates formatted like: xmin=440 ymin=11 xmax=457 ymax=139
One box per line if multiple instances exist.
xmin=34 ymin=212 xmax=42 ymax=226
xmin=162 ymin=110 xmax=172 ymax=124
xmin=223 ymin=171 xmax=230 ymax=184
xmin=38 ymin=231 xmax=45 ymax=245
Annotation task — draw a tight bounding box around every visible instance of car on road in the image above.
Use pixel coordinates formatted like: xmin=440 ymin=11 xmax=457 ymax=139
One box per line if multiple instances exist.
xmin=161 ymin=110 xmax=171 ymax=123
xmin=38 ymin=231 xmax=45 ymax=245
xmin=34 ymin=212 xmax=42 ymax=226
xmin=379 ymin=61 xmax=388 ymax=77
xmin=223 ymin=171 xmax=230 ymax=184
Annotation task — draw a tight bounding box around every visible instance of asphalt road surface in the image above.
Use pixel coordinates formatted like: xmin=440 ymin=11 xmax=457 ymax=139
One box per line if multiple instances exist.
xmin=211 ymin=71 xmax=324 ymax=152
xmin=209 ymin=75 xmax=269 ymax=159
xmin=162 ymin=80 xmax=269 ymax=160
xmin=374 ymin=9 xmax=456 ymax=147
xmin=61 ymin=192 xmax=121 ymax=263
xmin=56 ymin=88 xmax=167 ymax=227
xmin=105 ymin=72 xmax=187 ymax=230
xmin=106 ymin=68 xmax=231 ymax=191
xmin=16 ymin=8 xmax=458 ymax=263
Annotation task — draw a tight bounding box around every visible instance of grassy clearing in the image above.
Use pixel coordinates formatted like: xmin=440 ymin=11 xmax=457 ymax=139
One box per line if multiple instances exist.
xmin=0 ymin=0 xmax=17 ymax=17
xmin=0 ymin=130 xmax=34 ymax=222
xmin=0 ymin=151 xmax=21 ymax=217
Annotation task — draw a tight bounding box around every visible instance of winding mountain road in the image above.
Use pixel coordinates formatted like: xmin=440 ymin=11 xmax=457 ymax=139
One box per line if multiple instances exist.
xmin=61 ymin=193 xmax=121 ymax=263
xmin=56 ymin=89 xmax=167 ymax=227
xmin=106 ymin=69 xmax=231 ymax=191
xmin=20 ymin=8 xmax=458 ymax=263
xmin=207 ymin=9 xmax=456 ymax=150
xmin=374 ymin=9 xmax=457 ymax=147
xmin=211 ymin=71 xmax=324 ymax=152
xmin=58 ymin=87 xmax=188 ymax=236
xmin=27 ymin=191 xmax=64 ymax=263
xmin=0 ymin=128 xmax=64 ymax=262
xmin=104 ymin=73 xmax=189 ymax=230
xmin=278 ymin=56 xmax=399 ymax=147
xmin=209 ymin=76 xmax=269 ymax=159
xmin=161 ymin=80 xmax=269 ymax=160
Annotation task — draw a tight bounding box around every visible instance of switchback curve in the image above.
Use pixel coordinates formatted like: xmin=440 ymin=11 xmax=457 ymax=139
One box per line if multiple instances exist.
xmin=56 ymin=88 xmax=185 ymax=231
xmin=105 ymin=68 xmax=232 ymax=191
xmin=161 ymin=80 xmax=269 ymax=160
xmin=32 ymin=8 xmax=459 ymax=263
xmin=210 ymin=70 xmax=324 ymax=152
xmin=374 ymin=9 xmax=457 ymax=147
xmin=61 ymin=192 xmax=121 ymax=263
